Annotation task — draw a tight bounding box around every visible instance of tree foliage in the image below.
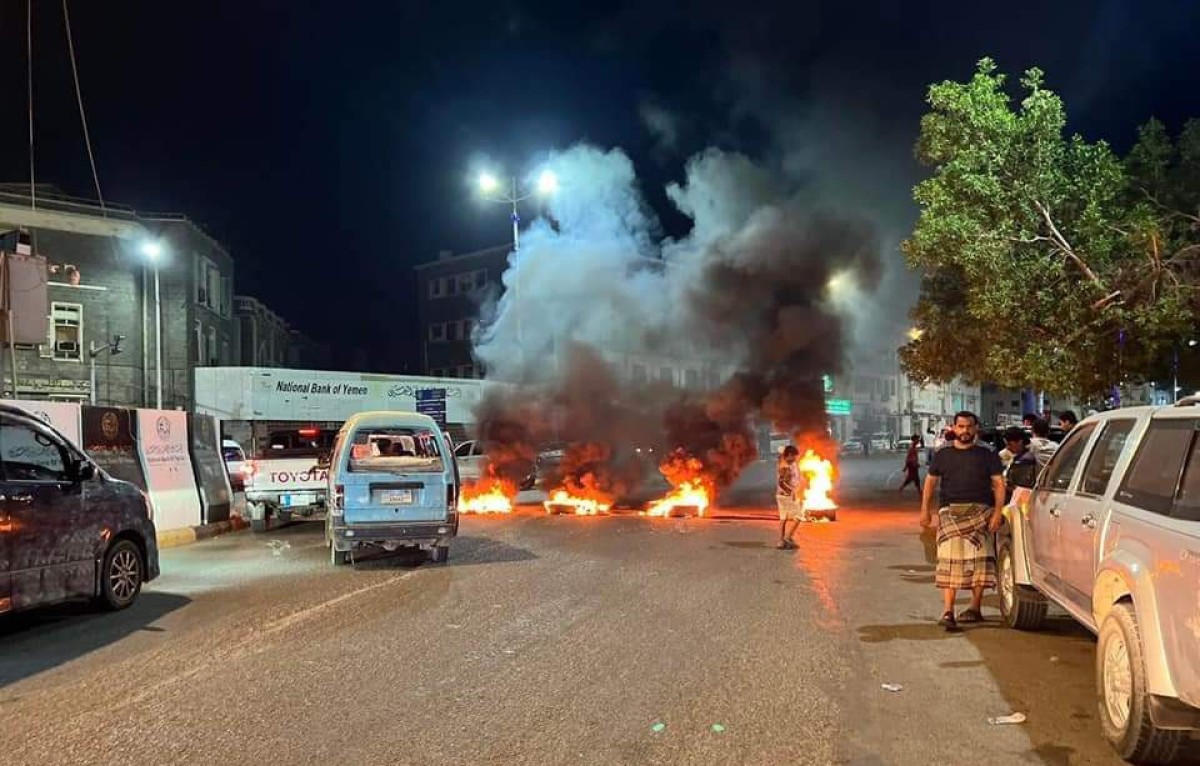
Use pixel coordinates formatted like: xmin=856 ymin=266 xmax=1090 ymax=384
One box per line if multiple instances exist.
xmin=901 ymin=59 xmax=1200 ymax=398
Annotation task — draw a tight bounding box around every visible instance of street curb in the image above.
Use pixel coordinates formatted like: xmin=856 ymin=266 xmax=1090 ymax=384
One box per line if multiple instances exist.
xmin=157 ymin=516 xmax=249 ymax=549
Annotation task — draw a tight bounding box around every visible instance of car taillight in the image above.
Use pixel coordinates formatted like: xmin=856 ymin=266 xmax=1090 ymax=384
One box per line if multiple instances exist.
xmin=331 ymin=484 xmax=345 ymax=514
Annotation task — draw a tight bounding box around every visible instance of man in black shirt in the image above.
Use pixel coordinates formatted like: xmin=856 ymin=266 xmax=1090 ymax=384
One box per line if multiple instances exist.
xmin=920 ymin=411 xmax=1005 ymax=631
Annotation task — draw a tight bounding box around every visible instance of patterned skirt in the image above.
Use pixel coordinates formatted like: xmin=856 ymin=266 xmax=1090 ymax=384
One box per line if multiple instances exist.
xmin=935 ymin=503 xmax=996 ymax=590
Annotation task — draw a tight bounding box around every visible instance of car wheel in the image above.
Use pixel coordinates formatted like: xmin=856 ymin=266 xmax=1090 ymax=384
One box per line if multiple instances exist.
xmin=97 ymin=539 xmax=143 ymax=611
xmin=430 ymin=545 xmax=449 ymax=564
xmin=1097 ymin=603 xmax=1187 ymax=763
xmin=997 ymin=542 xmax=1048 ymax=630
xmin=330 ymin=544 xmax=350 ymax=566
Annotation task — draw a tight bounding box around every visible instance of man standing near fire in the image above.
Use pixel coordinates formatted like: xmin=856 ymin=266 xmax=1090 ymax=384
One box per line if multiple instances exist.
xmin=776 ymin=445 xmax=806 ymax=549
xmin=919 ymin=411 xmax=1005 ymax=631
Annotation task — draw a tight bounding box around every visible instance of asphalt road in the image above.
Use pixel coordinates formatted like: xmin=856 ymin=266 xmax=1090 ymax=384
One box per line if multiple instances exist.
xmin=1 ymin=455 xmax=1132 ymax=765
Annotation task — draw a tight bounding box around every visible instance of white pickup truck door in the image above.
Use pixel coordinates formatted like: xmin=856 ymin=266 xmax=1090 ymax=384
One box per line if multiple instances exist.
xmin=1029 ymin=424 xmax=1096 ymax=589
xmin=1057 ymin=420 xmax=1134 ymax=615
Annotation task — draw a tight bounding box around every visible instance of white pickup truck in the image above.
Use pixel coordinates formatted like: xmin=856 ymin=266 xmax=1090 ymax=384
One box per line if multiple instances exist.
xmin=244 ymin=426 xmax=338 ymax=532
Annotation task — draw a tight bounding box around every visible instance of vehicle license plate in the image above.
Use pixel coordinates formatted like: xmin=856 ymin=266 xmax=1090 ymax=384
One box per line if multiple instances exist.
xmin=379 ymin=489 xmax=415 ymax=505
xmin=282 ymin=493 xmax=316 ymax=507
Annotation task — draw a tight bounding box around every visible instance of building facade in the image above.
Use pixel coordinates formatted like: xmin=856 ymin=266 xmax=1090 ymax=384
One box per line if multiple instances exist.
xmin=233 ymin=295 xmax=331 ymax=369
xmin=415 ymin=245 xmax=509 ymax=378
xmin=0 ymin=191 xmax=237 ymax=409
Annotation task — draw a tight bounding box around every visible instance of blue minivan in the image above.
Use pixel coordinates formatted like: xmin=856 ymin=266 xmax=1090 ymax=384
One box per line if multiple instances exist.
xmin=324 ymin=411 xmax=459 ymax=566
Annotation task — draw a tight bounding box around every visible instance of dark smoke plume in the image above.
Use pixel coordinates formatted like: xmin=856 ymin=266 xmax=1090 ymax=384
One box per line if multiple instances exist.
xmin=469 ymin=144 xmax=881 ymax=500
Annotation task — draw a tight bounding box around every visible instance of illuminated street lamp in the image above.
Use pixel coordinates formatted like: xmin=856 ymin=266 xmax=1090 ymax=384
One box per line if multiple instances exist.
xmin=141 ymin=240 xmax=164 ymax=410
xmin=477 ymin=169 xmax=557 ymax=251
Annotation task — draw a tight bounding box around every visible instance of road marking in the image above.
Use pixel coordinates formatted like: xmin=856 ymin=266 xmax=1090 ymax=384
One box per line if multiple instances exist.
xmin=259 ymin=572 xmax=417 ymax=636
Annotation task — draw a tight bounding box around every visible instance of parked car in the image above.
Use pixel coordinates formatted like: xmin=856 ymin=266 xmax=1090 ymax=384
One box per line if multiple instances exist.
xmin=222 ymin=438 xmax=247 ymax=492
xmin=453 ymin=439 xmax=536 ymax=490
xmin=840 ymin=440 xmax=865 ymax=455
xmin=997 ymin=401 xmax=1200 ymax=763
xmin=0 ymin=404 xmax=159 ymax=614
xmin=324 ymin=411 xmax=459 ymax=566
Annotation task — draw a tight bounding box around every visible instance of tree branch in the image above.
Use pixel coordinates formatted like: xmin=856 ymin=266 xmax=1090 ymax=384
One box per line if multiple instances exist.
xmin=1033 ymin=200 xmax=1106 ymax=287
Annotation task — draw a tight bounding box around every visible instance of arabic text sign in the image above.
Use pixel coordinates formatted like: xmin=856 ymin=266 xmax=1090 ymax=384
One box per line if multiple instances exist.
xmin=137 ymin=409 xmax=202 ymax=530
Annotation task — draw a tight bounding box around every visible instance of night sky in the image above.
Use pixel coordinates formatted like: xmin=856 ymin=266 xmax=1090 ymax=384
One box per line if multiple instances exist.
xmin=1 ymin=1 xmax=1197 ymax=371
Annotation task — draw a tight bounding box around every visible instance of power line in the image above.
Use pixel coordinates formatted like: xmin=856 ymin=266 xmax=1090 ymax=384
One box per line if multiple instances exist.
xmin=62 ymin=0 xmax=107 ymax=215
xmin=26 ymin=0 xmax=36 ymax=211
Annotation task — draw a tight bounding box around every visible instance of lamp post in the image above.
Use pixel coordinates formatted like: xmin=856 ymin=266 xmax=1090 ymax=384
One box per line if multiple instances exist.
xmin=477 ymin=169 xmax=557 ymax=357
xmin=142 ymin=240 xmax=163 ymax=410
xmin=477 ymin=169 xmax=557 ymax=251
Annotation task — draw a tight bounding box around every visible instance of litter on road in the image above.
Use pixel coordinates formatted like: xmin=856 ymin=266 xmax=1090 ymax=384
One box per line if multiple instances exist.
xmin=651 ymin=723 xmax=666 ymax=733
xmin=881 ymin=683 xmax=904 ymax=692
xmin=711 ymin=724 xmax=726 ymax=733
xmin=986 ymin=713 xmax=1027 ymax=725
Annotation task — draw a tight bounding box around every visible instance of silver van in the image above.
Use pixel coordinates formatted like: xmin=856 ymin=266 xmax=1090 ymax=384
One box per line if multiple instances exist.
xmin=324 ymin=411 xmax=459 ymax=566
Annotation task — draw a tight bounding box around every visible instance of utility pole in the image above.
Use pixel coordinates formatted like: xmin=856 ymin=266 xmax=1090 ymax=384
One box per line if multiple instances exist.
xmin=88 ymin=334 xmax=125 ymax=405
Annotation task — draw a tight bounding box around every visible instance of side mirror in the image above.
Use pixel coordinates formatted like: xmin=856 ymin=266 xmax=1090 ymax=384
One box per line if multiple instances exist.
xmin=1008 ymin=462 xmax=1038 ymax=489
xmin=74 ymin=460 xmax=97 ymax=482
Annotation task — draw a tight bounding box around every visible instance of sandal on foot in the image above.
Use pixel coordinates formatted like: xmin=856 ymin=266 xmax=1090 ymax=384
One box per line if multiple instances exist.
xmin=937 ymin=611 xmax=960 ymax=631
xmin=957 ymin=608 xmax=984 ymax=623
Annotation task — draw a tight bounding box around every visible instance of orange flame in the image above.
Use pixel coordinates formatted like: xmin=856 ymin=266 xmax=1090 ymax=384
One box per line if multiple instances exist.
xmin=797 ymin=448 xmax=837 ymax=511
xmin=543 ymin=489 xmax=612 ymax=515
xmin=643 ymin=479 xmax=711 ymax=517
xmin=644 ymin=452 xmax=713 ymax=517
xmin=458 ymin=469 xmax=517 ymax=514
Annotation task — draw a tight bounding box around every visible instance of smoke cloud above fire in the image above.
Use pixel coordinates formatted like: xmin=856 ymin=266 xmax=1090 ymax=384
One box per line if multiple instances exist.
xmin=471 ymin=142 xmax=881 ymax=499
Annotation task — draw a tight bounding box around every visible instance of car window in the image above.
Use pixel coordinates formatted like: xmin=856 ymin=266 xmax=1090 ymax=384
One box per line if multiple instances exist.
xmin=1167 ymin=424 xmax=1200 ymax=522
xmin=1040 ymin=423 xmax=1095 ymax=491
xmin=454 ymin=441 xmax=474 ymax=458
xmin=0 ymin=414 xmax=69 ymax=481
xmin=347 ymin=427 xmax=445 ymax=474
xmin=1116 ymin=419 xmax=1195 ymax=517
xmin=1079 ymin=420 xmax=1136 ymax=496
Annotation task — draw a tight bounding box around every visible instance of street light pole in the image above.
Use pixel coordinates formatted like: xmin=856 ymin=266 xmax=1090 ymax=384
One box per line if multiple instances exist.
xmin=511 ymin=176 xmax=520 ymax=252
xmin=154 ymin=262 xmax=162 ymax=410
xmin=141 ymin=240 xmax=164 ymax=410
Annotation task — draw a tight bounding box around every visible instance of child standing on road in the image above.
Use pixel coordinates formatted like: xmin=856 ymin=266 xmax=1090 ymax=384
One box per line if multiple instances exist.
xmin=776 ymin=446 xmax=805 ymax=549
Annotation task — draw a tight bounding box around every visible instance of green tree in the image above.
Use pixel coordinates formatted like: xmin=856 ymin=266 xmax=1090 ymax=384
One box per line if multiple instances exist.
xmin=900 ymin=59 xmax=1198 ymax=399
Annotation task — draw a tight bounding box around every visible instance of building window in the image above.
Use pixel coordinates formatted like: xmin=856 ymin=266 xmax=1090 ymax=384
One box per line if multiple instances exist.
xmin=206 ymin=327 xmax=218 ymax=366
xmin=429 ymin=278 xmax=443 ymax=299
xmin=429 ymin=323 xmax=445 ymax=342
xmin=659 ymin=367 xmax=673 ymax=385
xmin=447 ymin=320 xmax=461 ymax=342
xmin=49 ymin=302 xmax=82 ymax=361
xmin=474 ymin=269 xmax=487 ymax=290
xmin=221 ymin=340 xmax=230 ymax=366
xmin=684 ymin=369 xmax=700 ymax=388
xmin=221 ymin=277 xmax=233 ymax=317
xmin=446 ymin=276 xmax=459 ymax=296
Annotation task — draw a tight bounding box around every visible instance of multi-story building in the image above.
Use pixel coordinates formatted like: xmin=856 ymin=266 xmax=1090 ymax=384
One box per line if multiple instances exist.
xmin=415 ymin=245 xmax=509 ymax=378
xmin=234 ymin=294 xmax=331 ymax=369
xmin=0 ymin=188 xmax=237 ymax=409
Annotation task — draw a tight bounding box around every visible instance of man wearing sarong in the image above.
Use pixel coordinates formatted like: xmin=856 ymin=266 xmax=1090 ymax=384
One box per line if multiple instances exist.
xmin=919 ymin=411 xmax=1005 ymax=631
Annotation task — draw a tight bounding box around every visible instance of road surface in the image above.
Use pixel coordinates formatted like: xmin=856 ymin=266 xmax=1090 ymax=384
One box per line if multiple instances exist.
xmin=1 ymin=455 xmax=1129 ymax=765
